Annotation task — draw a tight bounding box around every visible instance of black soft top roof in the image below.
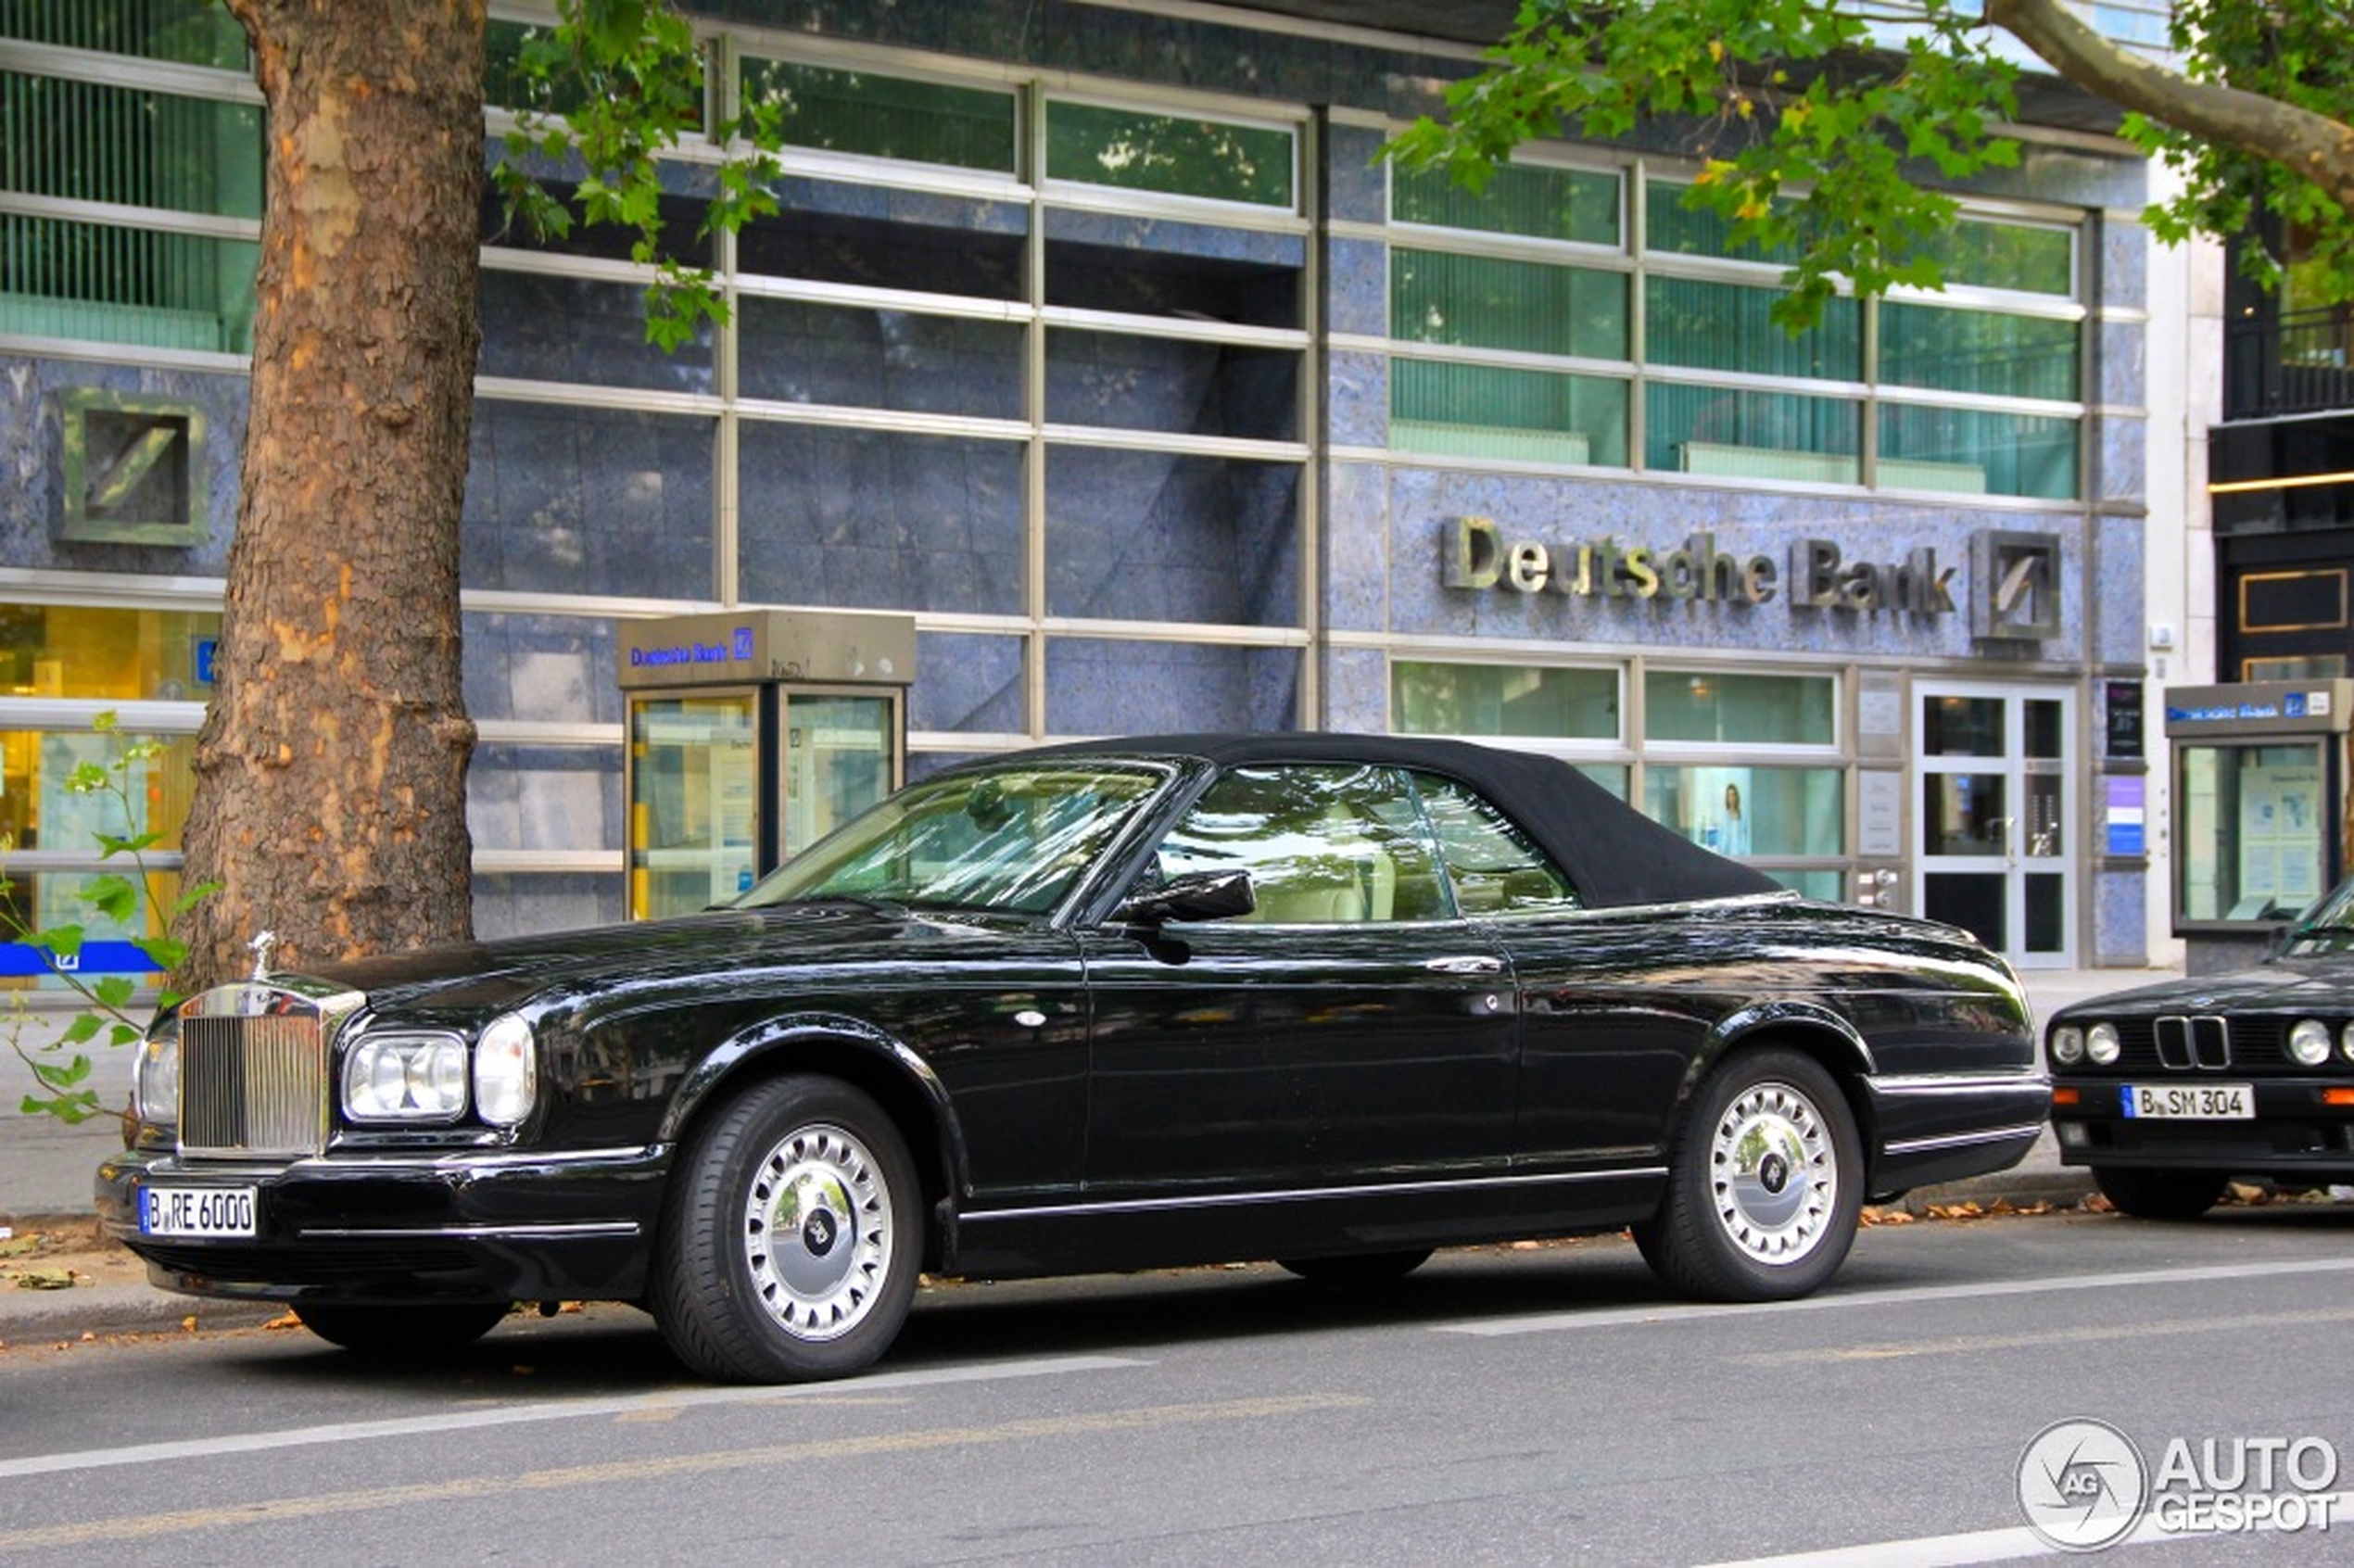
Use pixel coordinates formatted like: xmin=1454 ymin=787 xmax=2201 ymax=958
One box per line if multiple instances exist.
xmin=1024 ymin=732 xmax=1786 ymax=909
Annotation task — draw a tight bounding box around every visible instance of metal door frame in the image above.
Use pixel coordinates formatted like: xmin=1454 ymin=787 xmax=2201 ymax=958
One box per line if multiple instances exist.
xmin=1913 ymin=680 xmax=2079 ymax=969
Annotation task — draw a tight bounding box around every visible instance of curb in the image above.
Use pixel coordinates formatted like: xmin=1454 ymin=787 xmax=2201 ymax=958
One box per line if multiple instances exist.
xmin=0 ymin=1284 xmax=282 ymax=1343
xmin=2 ymin=1211 xmax=283 ymax=1342
xmin=1895 ymin=1168 xmax=2097 ymax=1216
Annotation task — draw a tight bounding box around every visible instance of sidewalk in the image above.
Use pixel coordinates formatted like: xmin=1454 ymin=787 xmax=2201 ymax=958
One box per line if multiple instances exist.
xmin=0 ymin=966 xmax=2169 ymax=1341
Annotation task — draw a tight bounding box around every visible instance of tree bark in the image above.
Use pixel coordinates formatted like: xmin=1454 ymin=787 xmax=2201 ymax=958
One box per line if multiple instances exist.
xmin=184 ymin=0 xmax=487 ymax=987
xmin=1988 ymin=0 xmax=2354 ymax=222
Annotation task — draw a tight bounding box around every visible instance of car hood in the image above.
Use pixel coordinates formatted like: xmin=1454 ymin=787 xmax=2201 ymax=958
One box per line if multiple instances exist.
xmin=283 ymin=903 xmax=1035 ymax=1019
xmin=2051 ymin=958 xmax=2354 ymax=1018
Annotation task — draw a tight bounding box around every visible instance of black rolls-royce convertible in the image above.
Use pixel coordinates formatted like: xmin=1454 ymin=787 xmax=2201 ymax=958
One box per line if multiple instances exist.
xmin=98 ymin=734 xmax=2046 ymax=1382
xmin=2047 ymin=875 xmax=2354 ymax=1218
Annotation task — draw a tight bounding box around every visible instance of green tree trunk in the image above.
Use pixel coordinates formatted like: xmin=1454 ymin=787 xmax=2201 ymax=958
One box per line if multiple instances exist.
xmin=183 ymin=0 xmax=487 ymax=987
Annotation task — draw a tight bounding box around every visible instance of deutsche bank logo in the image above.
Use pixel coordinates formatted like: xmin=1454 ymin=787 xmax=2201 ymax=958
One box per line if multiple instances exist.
xmin=733 ymin=626 xmax=755 ymax=662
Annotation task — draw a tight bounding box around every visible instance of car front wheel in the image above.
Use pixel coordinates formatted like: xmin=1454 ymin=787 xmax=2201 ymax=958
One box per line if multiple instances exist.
xmin=1632 ymin=1047 xmax=1862 ymax=1302
xmin=2093 ymin=1165 xmax=2228 ymax=1220
xmin=654 ymin=1074 xmax=922 ymax=1383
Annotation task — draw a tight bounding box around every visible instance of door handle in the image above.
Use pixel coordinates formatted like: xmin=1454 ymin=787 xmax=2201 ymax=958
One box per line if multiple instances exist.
xmin=1425 ymin=955 xmax=1505 ymax=975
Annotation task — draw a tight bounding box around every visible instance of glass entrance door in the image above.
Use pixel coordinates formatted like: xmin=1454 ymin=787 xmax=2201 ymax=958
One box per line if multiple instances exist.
xmin=628 ymin=689 xmax=759 ymax=920
xmin=1916 ymin=684 xmax=2076 ymax=968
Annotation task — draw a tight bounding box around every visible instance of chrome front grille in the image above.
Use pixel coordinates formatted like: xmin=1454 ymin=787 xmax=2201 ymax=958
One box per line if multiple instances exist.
xmin=178 ymin=995 xmax=335 ymax=1158
xmin=2154 ymin=1014 xmax=2233 ymax=1070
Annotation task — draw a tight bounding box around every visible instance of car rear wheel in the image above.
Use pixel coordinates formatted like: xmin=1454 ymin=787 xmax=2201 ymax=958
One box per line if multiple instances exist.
xmin=1632 ymin=1047 xmax=1861 ymax=1302
xmin=1277 ymin=1248 xmax=1434 ymax=1285
xmin=654 ymin=1074 xmax=922 ymax=1383
xmin=2093 ymin=1165 xmax=2228 ymax=1220
xmin=290 ymin=1300 xmax=511 ymax=1356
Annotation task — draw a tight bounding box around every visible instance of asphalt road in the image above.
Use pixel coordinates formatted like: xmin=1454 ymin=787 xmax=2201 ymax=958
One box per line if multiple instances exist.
xmin=4 ymin=1206 xmax=2350 ymax=1565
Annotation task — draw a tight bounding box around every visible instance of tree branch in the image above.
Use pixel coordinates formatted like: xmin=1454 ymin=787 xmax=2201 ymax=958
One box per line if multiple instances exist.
xmin=1987 ymin=0 xmax=2354 ymax=218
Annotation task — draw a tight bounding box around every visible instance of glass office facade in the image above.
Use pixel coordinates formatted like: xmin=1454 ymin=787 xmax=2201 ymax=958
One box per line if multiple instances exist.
xmin=0 ymin=1 xmax=2160 ymax=965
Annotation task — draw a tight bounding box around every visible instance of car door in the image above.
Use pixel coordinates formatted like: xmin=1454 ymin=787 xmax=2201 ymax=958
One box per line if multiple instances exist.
xmin=1079 ymin=761 xmax=1517 ymax=1201
xmin=1411 ymin=769 xmax=1719 ymax=1170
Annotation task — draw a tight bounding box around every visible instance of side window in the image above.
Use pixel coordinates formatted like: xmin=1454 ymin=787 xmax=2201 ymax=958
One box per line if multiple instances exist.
xmin=1412 ymin=773 xmax=1582 ymax=916
xmin=1156 ymin=764 xmax=1452 ymax=924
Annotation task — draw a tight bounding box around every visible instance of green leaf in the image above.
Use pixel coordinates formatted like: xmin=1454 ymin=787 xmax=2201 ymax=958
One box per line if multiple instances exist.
xmin=78 ymin=874 xmax=140 ymax=925
xmin=20 ymin=1089 xmax=101 ymax=1123
xmin=36 ymin=1052 xmax=93 ymax=1087
xmin=173 ymin=880 xmax=225 ymax=917
xmin=134 ymin=936 xmax=189 ymax=972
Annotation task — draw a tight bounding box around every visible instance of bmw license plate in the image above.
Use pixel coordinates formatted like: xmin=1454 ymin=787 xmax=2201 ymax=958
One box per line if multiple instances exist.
xmin=2120 ymin=1083 xmax=2253 ymax=1120
xmin=141 ymin=1186 xmax=259 ymax=1238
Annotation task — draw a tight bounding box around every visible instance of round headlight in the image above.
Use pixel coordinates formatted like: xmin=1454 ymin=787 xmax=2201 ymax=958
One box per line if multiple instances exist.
xmin=2341 ymin=1022 xmax=2354 ymax=1063
xmin=2288 ymin=1018 xmax=2334 ymax=1067
xmin=2050 ymin=1026 xmax=2084 ymax=1066
xmin=343 ymin=1033 xmax=470 ymax=1121
xmin=474 ymin=1013 xmax=537 ymax=1128
xmin=2086 ymin=1023 xmax=2121 ymax=1066
xmin=133 ymin=1029 xmax=180 ymax=1127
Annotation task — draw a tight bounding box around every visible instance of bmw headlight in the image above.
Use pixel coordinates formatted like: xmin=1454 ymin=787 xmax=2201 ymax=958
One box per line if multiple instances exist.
xmin=2288 ymin=1018 xmax=2333 ymax=1067
xmin=343 ymin=1032 xmax=470 ymax=1122
xmin=2341 ymin=1022 xmax=2354 ymax=1063
xmin=473 ymin=1013 xmax=537 ymax=1128
xmin=2086 ymin=1023 xmax=2121 ymax=1066
xmin=133 ymin=1022 xmax=180 ymax=1127
xmin=2050 ymin=1026 xmax=2083 ymax=1066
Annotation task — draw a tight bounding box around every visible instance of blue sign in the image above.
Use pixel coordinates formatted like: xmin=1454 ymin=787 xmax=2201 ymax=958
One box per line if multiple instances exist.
xmin=0 ymin=941 xmax=162 ymax=977
xmin=195 ymin=638 xmax=217 ymax=686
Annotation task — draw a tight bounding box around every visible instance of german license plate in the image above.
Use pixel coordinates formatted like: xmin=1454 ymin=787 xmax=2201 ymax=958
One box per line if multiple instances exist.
xmin=140 ymin=1186 xmax=259 ymax=1238
xmin=2120 ymin=1083 xmax=2253 ymax=1120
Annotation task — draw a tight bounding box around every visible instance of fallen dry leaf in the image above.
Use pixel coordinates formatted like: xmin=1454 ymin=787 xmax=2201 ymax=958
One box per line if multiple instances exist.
xmin=12 ymin=1269 xmax=78 ymax=1291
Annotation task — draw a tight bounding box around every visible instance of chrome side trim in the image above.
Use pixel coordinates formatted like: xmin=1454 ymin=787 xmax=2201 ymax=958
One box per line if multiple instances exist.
xmin=1881 ymin=1122 xmax=2045 ymax=1157
xmin=1867 ymin=1072 xmax=2051 ymax=1096
xmin=962 ymin=1164 xmax=1667 ymax=1224
xmin=162 ymin=1145 xmax=660 ymax=1176
xmin=296 ymin=1221 xmax=642 ymax=1242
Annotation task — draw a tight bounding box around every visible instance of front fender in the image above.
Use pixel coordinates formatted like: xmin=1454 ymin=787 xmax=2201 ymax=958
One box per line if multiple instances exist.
xmin=660 ymin=1011 xmax=972 ymax=1200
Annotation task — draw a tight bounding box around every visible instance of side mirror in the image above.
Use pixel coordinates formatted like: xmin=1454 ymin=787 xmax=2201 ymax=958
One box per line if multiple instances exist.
xmin=1112 ymin=868 xmax=1257 ymax=926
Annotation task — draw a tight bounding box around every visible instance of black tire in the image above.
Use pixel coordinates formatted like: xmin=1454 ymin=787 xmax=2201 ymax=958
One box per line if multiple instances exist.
xmin=290 ymin=1300 xmax=511 ymax=1357
xmin=1276 ymin=1248 xmax=1434 ymax=1285
xmin=2093 ymin=1166 xmax=2228 ymax=1220
xmin=1631 ymin=1048 xmax=1863 ymax=1302
xmin=653 ymin=1074 xmax=923 ymax=1383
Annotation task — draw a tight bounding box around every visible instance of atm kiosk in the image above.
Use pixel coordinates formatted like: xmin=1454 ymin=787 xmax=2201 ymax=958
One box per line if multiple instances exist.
xmin=617 ymin=609 xmax=915 ymax=920
xmin=2165 ymin=679 xmax=2354 ymax=974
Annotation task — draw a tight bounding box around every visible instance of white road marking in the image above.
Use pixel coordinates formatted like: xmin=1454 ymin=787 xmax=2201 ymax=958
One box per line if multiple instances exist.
xmin=1694 ymin=1490 xmax=2354 ymax=1565
xmin=0 ymin=1353 xmax=1144 ymax=1480
xmin=1433 ymin=1256 xmax=2354 ymax=1336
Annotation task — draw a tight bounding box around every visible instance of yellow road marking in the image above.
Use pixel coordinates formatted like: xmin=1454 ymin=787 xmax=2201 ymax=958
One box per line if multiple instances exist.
xmin=1731 ymin=1305 xmax=2354 ymax=1364
xmin=8 ymin=1393 xmax=1369 ymax=1549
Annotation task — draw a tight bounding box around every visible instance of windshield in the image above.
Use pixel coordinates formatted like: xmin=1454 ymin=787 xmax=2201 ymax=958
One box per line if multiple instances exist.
xmin=2283 ymin=876 xmax=2354 ymax=955
xmin=736 ymin=761 xmax=1172 ymax=916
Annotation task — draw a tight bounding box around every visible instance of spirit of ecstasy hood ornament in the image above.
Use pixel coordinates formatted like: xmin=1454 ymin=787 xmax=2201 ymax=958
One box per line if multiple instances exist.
xmin=249 ymin=929 xmax=278 ymax=982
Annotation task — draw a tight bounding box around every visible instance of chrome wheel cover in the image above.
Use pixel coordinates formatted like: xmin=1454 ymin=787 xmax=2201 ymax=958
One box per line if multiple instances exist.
xmin=1708 ymin=1080 xmax=1837 ymax=1265
xmin=740 ymin=1122 xmax=894 ymax=1342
